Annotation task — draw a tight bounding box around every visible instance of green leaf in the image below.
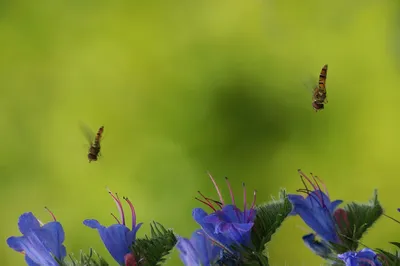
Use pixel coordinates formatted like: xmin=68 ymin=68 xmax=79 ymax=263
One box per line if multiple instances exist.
xmin=376 ymin=248 xmax=400 ymax=266
xmin=334 ymin=189 xmax=383 ymax=253
xmin=132 ymin=221 xmax=177 ymax=266
xmin=251 ymin=189 xmax=292 ymax=253
xmin=374 ymin=242 xmax=400 ymax=266
xmin=66 ymin=248 xmax=109 ymax=266
xmin=219 ymin=245 xmax=269 ymax=266
xmin=391 ymin=242 xmax=400 ymax=250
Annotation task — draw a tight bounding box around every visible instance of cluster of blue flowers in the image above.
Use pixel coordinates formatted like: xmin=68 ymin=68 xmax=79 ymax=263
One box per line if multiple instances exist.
xmin=7 ymin=170 xmax=395 ymax=266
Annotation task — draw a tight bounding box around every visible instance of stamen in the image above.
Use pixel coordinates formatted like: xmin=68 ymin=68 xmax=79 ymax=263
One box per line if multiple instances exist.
xmin=206 ymin=198 xmax=223 ymax=209
xmin=207 ymin=172 xmax=225 ymax=206
xmin=107 ymin=188 xmax=125 ymax=226
xmin=225 ymin=177 xmax=236 ymax=206
xmin=296 ymin=188 xmax=310 ymax=194
xmin=297 ymin=189 xmax=323 ymax=209
xmin=195 ymin=197 xmax=217 ymax=212
xmin=44 ymin=207 xmax=57 ymax=222
xmin=243 ymin=183 xmax=247 ymax=222
xmin=313 ymin=174 xmax=329 ymax=198
xmin=110 ymin=213 xmax=121 ymax=224
xmin=299 ymin=174 xmax=311 ymax=193
xmin=247 ymin=190 xmax=257 ymax=222
xmin=310 ymin=173 xmax=326 ymax=208
xmin=298 ymin=170 xmax=325 ymax=208
xmin=298 ymin=169 xmax=318 ymax=191
xmin=123 ymin=197 xmax=137 ymax=229
xmin=197 ymin=230 xmax=233 ymax=254
xmin=197 ymin=191 xmax=216 ymax=209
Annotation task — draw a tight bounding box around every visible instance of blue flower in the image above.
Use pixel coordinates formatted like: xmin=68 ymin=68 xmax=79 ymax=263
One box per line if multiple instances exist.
xmin=288 ymin=170 xmax=343 ymax=243
xmin=302 ymin=233 xmax=332 ymax=259
xmin=84 ymin=189 xmax=143 ymax=265
xmin=7 ymin=210 xmax=67 ymax=266
xmin=192 ymin=173 xmax=257 ymax=255
xmin=338 ymin=248 xmax=382 ymax=266
xmin=176 ymin=229 xmax=222 ymax=266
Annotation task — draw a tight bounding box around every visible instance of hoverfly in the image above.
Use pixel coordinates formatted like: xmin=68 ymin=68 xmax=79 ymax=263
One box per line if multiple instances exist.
xmin=80 ymin=123 xmax=104 ymax=162
xmin=312 ymin=64 xmax=328 ymax=111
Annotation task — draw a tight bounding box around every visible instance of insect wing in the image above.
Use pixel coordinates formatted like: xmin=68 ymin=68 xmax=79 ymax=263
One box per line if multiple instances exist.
xmin=79 ymin=122 xmax=95 ymax=145
xmin=302 ymin=74 xmax=318 ymax=95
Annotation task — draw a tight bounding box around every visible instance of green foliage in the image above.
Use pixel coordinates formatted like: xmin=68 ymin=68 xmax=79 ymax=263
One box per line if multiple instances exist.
xmin=376 ymin=242 xmax=400 ymax=266
xmin=214 ymin=243 xmax=269 ymax=266
xmin=132 ymin=221 xmax=177 ymax=266
xmin=332 ymin=190 xmax=383 ymax=254
xmin=251 ymin=189 xmax=292 ymax=253
xmin=66 ymin=248 xmax=109 ymax=266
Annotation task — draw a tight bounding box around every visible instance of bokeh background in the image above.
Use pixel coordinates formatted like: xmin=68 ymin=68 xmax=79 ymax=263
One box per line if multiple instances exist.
xmin=1 ymin=0 xmax=400 ymax=265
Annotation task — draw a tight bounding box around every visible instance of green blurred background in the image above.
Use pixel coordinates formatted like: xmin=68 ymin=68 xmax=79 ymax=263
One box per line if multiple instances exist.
xmin=1 ymin=0 xmax=399 ymax=265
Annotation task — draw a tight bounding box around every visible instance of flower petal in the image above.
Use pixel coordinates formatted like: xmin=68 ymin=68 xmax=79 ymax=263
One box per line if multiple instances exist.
xmin=25 ymin=255 xmax=41 ymax=266
xmin=330 ymin=200 xmax=343 ymax=213
xmin=288 ymin=195 xmax=308 ymax=215
xmin=192 ymin=208 xmax=208 ymax=223
xmin=216 ymin=222 xmax=254 ymax=246
xmin=288 ymin=192 xmax=339 ymax=243
xmin=190 ymin=230 xmax=221 ymax=265
xmin=126 ymin=223 xmax=143 ymax=245
xmin=96 ymin=224 xmax=132 ymax=264
xmin=176 ymin=237 xmax=201 ymax=266
xmin=302 ymin=233 xmax=332 ymax=259
xmin=18 ymin=213 xmax=41 ymax=235
xmin=83 ymin=219 xmax=102 ymax=229
xmin=36 ymin=222 xmax=66 ymax=260
xmin=338 ymin=248 xmax=382 ymax=266
xmin=176 ymin=230 xmax=221 ymax=266
xmin=18 ymin=232 xmax=59 ymax=266
xmin=7 ymin=236 xmax=24 ymax=252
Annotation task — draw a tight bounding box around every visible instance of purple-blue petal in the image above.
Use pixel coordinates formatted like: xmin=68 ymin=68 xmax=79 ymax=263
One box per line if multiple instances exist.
xmin=192 ymin=208 xmax=233 ymax=251
xmin=83 ymin=219 xmax=102 ymax=229
xmin=288 ymin=194 xmax=310 ymax=215
xmin=18 ymin=213 xmax=41 ymax=235
xmin=85 ymin=220 xmax=134 ymax=265
xmin=127 ymin=222 xmax=143 ymax=244
xmin=288 ymin=191 xmax=341 ymax=243
xmin=36 ymin=222 xmax=66 ymax=260
xmin=190 ymin=230 xmax=221 ymax=264
xmin=17 ymin=232 xmax=60 ymax=266
xmin=302 ymin=233 xmax=332 ymax=258
xmin=193 ymin=208 xmax=209 ymax=223
xmin=7 ymin=236 xmax=24 ymax=252
xmin=330 ymin=200 xmax=343 ymax=213
xmin=192 ymin=205 xmax=255 ymax=250
xmin=338 ymin=248 xmax=382 ymax=266
xmin=176 ymin=230 xmax=221 ymax=266
xmin=8 ymin=219 xmax=66 ymax=265
xmin=216 ymin=222 xmax=254 ymax=245
xmin=176 ymin=237 xmax=200 ymax=266
xmin=25 ymin=255 xmax=41 ymax=266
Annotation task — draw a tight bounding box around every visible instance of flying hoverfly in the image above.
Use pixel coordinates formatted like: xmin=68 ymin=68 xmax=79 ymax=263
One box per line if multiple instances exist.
xmin=312 ymin=64 xmax=328 ymax=111
xmin=80 ymin=123 xmax=104 ymax=162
